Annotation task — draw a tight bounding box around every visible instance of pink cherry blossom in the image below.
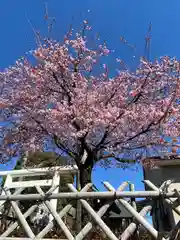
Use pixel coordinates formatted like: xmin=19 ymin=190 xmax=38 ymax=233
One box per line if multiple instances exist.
xmin=0 ymin=29 xmax=180 ymax=186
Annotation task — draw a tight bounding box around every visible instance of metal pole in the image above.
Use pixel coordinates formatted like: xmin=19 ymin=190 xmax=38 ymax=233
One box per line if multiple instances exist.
xmin=75 ymin=182 xmax=129 ymax=240
xmin=68 ymin=184 xmax=119 ymax=240
xmin=103 ymin=182 xmax=166 ymax=240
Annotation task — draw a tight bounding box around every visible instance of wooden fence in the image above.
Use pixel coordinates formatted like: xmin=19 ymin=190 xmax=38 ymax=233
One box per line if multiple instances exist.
xmin=0 ymin=167 xmax=179 ymax=239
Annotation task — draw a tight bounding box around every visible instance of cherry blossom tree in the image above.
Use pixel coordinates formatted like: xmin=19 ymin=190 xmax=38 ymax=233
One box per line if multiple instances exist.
xmin=0 ymin=23 xmax=180 ymax=187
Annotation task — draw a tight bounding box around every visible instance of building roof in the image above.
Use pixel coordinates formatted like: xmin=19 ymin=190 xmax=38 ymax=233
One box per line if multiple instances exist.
xmin=143 ymin=155 xmax=180 ymax=169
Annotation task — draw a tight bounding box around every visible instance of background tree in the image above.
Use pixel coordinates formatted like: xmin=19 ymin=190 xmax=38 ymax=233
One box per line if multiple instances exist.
xmin=15 ymin=151 xmax=74 ymax=183
xmin=14 ymin=152 xmax=75 ymax=216
xmin=0 ymin=22 xmax=180 ymax=187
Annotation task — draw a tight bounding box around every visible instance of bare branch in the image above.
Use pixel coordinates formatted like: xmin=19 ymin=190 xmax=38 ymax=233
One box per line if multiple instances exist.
xmin=128 ymin=71 xmax=150 ymax=105
xmin=52 ymin=72 xmax=72 ymax=105
xmin=100 ymin=153 xmax=136 ymax=164
xmin=94 ymin=129 xmax=109 ymax=151
xmin=31 ymin=116 xmax=76 ymax=159
xmin=53 ymin=135 xmax=76 ymax=158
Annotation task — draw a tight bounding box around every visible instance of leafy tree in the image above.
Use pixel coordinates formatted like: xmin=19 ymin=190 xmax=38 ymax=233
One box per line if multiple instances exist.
xmin=14 ymin=152 xmax=74 ymax=222
xmin=28 ymin=152 xmax=74 ymax=191
xmin=15 ymin=151 xmax=74 ymax=185
xmin=21 ymin=151 xmax=71 ymax=167
xmin=0 ymin=22 xmax=180 ymax=187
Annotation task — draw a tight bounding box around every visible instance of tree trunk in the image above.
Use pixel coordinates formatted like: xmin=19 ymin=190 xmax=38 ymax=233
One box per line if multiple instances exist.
xmin=79 ymin=165 xmax=93 ymax=188
xmin=78 ymin=165 xmax=93 ymax=227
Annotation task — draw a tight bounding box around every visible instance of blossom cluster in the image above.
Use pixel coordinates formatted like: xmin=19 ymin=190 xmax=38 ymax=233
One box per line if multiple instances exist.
xmin=0 ymin=32 xmax=180 ymax=163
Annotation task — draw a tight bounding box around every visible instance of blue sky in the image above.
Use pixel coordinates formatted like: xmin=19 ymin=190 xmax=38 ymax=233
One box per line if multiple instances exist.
xmin=0 ymin=0 xmax=180 ymax=191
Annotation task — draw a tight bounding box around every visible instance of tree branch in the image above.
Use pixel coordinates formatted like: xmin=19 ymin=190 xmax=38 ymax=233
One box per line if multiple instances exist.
xmin=113 ymin=92 xmax=176 ymax=148
xmin=53 ymin=135 xmax=76 ymax=158
xmin=104 ymin=87 xmax=119 ymax=106
xmin=100 ymin=153 xmax=136 ymax=164
xmin=104 ymin=72 xmax=151 ymax=139
xmin=128 ymin=71 xmax=150 ymax=105
xmin=94 ymin=129 xmax=109 ymax=151
xmin=31 ymin=116 xmax=76 ymax=159
xmin=31 ymin=116 xmax=49 ymax=135
xmin=71 ymin=118 xmax=93 ymax=166
xmin=52 ymin=72 xmax=72 ymax=105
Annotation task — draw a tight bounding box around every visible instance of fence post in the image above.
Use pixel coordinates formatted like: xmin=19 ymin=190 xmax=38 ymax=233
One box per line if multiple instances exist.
xmin=76 ymin=170 xmax=82 ymax=233
xmin=129 ymin=183 xmax=137 ymax=211
xmin=103 ymin=181 xmax=166 ymax=240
